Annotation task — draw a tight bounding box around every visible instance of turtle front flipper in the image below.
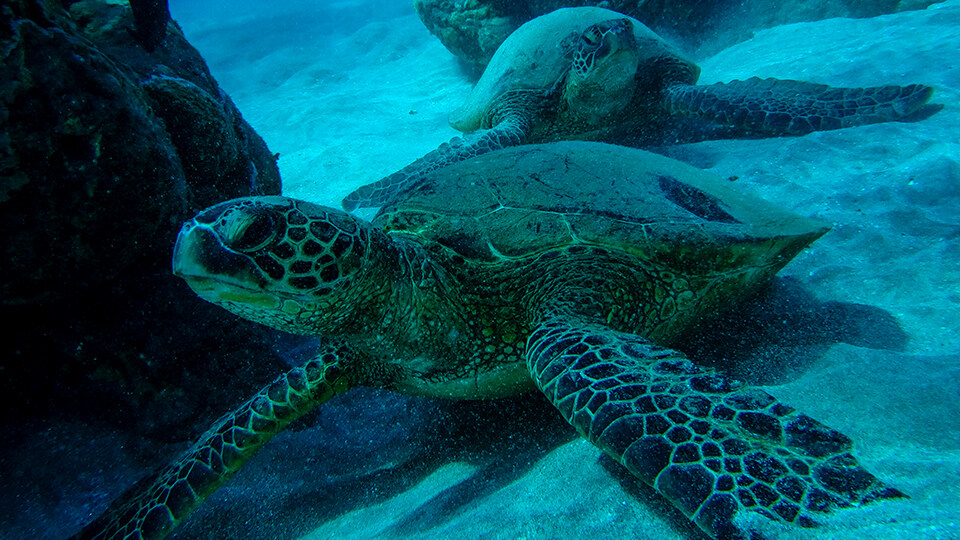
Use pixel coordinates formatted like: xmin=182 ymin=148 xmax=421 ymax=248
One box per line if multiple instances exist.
xmin=526 ymin=317 xmax=905 ymax=539
xmin=72 ymin=347 xmax=353 ymax=540
xmin=664 ymin=77 xmax=934 ymax=135
xmin=341 ymin=111 xmax=530 ymax=211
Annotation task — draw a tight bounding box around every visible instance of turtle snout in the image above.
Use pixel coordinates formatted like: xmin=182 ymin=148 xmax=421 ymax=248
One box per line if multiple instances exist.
xmin=172 ymin=220 xmax=269 ymax=292
xmin=172 ymin=220 xmax=199 ymax=278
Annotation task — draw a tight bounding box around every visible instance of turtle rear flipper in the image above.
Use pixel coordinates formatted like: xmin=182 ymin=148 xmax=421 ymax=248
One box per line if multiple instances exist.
xmin=526 ymin=316 xmax=905 ymax=539
xmin=664 ymin=77 xmax=934 ymax=135
xmin=341 ymin=112 xmax=530 ymax=211
xmin=72 ymin=348 xmax=353 ymax=540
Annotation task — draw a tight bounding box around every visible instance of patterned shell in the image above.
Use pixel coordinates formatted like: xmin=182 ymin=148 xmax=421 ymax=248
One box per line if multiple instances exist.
xmin=448 ymin=7 xmax=698 ymax=131
xmin=373 ymin=142 xmax=827 ymax=276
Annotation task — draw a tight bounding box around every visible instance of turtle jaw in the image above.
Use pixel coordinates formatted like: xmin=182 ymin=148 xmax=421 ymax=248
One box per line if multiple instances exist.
xmin=590 ymin=46 xmax=640 ymax=87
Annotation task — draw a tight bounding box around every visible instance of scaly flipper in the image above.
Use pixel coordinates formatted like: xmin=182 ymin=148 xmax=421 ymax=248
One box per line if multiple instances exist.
xmin=664 ymin=77 xmax=934 ymax=135
xmin=526 ymin=316 xmax=904 ymax=539
xmin=73 ymin=347 xmax=353 ymax=540
xmin=341 ymin=112 xmax=530 ymax=211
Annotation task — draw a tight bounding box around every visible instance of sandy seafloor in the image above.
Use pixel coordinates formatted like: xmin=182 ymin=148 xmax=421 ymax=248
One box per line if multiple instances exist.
xmin=4 ymin=1 xmax=960 ymax=539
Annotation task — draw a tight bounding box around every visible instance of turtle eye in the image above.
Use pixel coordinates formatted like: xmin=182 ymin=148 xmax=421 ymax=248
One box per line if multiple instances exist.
xmin=228 ymin=208 xmax=279 ymax=253
xmin=581 ymin=27 xmax=601 ymax=46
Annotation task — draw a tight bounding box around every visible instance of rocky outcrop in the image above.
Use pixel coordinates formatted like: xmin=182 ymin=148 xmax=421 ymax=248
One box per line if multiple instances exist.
xmin=0 ymin=0 xmax=291 ymax=439
xmin=415 ymin=0 xmax=944 ymax=72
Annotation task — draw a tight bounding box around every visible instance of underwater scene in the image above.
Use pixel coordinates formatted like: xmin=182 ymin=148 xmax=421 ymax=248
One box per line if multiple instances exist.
xmin=1 ymin=0 xmax=959 ymax=538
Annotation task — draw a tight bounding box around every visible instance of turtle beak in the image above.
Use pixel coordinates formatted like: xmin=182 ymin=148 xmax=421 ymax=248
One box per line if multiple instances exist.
xmin=172 ymin=220 xmax=269 ymax=295
xmin=604 ymin=19 xmax=636 ymax=57
xmin=172 ymin=220 xmax=197 ymax=279
xmin=172 ymin=219 xmax=218 ymax=282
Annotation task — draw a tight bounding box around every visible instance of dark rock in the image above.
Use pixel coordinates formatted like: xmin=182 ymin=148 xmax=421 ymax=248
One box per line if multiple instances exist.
xmin=128 ymin=0 xmax=170 ymax=52
xmin=0 ymin=0 xmax=286 ymax=440
xmin=414 ymin=0 xmax=517 ymax=75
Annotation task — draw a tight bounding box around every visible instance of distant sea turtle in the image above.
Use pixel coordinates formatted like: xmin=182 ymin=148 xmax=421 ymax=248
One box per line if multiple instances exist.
xmin=341 ymin=6 xmax=934 ymax=210
xmin=77 ymin=142 xmax=903 ymax=539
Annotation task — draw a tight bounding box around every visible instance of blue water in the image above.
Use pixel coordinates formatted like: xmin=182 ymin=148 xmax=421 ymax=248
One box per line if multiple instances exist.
xmin=3 ymin=1 xmax=959 ymax=539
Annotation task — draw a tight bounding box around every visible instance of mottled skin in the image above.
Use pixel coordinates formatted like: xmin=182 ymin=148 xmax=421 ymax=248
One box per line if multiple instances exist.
xmin=341 ymin=7 xmax=934 ymax=210
xmin=75 ymin=142 xmax=903 ymax=539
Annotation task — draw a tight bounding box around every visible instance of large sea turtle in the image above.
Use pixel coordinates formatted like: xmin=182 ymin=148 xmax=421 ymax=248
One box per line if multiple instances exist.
xmin=341 ymin=6 xmax=934 ymax=210
xmin=76 ymin=142 xmax=903 ymax=539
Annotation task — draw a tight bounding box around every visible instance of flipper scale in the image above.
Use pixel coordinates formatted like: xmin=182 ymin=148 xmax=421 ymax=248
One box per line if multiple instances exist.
xmin=73 ymin=350 xmax=352 ymax=540
xmin=665 ymin=77 xmax=934 ymax=135
xmin=526 ymin=317 xmax=905 ymax=538
xmin=341 ymin=113 xmax=529 ymax=210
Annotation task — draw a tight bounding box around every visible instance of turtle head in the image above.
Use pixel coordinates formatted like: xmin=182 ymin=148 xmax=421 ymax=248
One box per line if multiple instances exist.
xmin=565 ymin=18 xmax=640 ymax=118
xmin=173 ymin=196 xmax=379 ymax=335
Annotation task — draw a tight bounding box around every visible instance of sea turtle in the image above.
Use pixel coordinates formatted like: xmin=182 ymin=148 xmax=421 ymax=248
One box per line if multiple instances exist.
xmin=341 ymin=6 xmax=934 ymax=210
xmin=76 ymin=142 xmax=903 ymax=539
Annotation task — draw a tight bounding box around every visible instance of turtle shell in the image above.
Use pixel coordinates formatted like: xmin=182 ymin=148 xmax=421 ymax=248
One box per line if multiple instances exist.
xmin=374 ymin=141 xmax=827 ymax=279
xmin=448 ymin=7 xmax=699 ymax=132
